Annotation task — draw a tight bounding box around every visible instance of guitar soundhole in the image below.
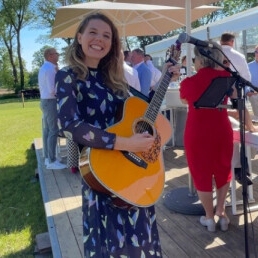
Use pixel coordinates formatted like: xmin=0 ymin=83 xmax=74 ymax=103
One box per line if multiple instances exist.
xmin=134 ymin=121 xmax=154 ymax=135
xmin=133 ymin=119 xmax=161 ymax=163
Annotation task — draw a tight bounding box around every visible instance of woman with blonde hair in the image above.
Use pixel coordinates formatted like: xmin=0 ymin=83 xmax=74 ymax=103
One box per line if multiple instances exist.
xmin=55 ymin=12 xmax=180 ymax=257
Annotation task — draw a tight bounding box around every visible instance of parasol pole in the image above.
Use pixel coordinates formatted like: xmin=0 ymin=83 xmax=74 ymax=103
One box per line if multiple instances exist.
xmin=164 ymin=0 xmax=205 ymax=216
xmin=185 ymin=0 xmax=195 ymax=197
xmin=186 ymin=0 xmax=192 ymax=78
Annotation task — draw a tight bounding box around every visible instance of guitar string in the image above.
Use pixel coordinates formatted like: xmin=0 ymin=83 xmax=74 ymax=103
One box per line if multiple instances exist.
xmin=139 ymin=70 xmax=172 ymax=134
xmin=139 ymin=43 xmax=181 ymax=135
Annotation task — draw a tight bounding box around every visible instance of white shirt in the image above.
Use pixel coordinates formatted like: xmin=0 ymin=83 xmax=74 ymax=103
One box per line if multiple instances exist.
xmin=38 ymin=61 xmax=58 ymax=99
xmin=145 ymin=60 xmax=162 ymax=88
xmin=221 ymin=45 xmax=251 ymax=81
xmin=221 ymin=45 xmax=251 ymax=95
xmin=123 ymin=62 xmax=141 ymax=91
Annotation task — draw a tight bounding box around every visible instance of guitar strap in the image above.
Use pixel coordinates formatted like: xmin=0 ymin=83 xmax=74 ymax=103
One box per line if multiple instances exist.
xmin=129 ymin=86 xmax=151 ymax=103
xmin=115 ymin=86 xmax=150 ymax=123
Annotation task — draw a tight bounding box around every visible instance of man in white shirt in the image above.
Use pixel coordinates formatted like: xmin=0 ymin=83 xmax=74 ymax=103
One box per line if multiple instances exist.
xmin=122 ymin=50 xmax=141 ymax=91
xmin=220 ymin=33 xmax=255 ymax=129
xmin=220 ymin=33 xmax=251 ymax=83
xmin=144 ymin=54 xmax=162 ymax=90
xmin=220 ymin=32 xmax=254 ymax=185
xmin=38 ymin=48 xmax=66 ymax=170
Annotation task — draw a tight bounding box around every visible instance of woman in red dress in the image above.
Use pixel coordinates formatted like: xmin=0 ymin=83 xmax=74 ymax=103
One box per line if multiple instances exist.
xmin=180 ymin=42 xmax=233 ymax=232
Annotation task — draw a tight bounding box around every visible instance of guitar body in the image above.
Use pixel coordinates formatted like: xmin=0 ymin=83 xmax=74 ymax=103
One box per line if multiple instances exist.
xmin=83 ymin=96 xmax=172 ymax=207
xmin=79 ymin=42 xmax=181 ymax=207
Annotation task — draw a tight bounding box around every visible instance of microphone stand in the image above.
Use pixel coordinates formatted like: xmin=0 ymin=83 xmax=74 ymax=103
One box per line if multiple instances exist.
xmin=197 ymin=47 xmax=258 ymax=258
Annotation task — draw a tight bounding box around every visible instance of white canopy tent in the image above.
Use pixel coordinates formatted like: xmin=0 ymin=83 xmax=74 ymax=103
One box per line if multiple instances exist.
xmin=110 ymin=0 xmax=221 ymax=74
xmin=146 ymin=6 xmax=258 ymax=64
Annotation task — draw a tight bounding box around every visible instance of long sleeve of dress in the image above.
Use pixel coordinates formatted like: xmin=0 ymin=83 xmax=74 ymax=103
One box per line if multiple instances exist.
xmin=55 ymin=67 xmax=117 ymax=150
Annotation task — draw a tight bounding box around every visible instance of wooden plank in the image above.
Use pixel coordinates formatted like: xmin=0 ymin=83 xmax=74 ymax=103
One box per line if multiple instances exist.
xmin=34 ymin=138 xmax=258 ymax=258
xmin=35 ymin=232 xmax=51 ymax=253
xmin=157 ymin=226 xmax=188 ymax=258
xmin=72 ymin=225 xmax=84 ymax=256
xmin=34 ymin=138 xmax=83 ymax=258
xmin=52 ymin=209 xmax=82 ymax=258
xmin=44 ymin=169 xmax=83 ymax=257
xmin=34 ymin=138 xmax=62 ymax=258
xmin=157 ymin=151 xmax=258 ymax=257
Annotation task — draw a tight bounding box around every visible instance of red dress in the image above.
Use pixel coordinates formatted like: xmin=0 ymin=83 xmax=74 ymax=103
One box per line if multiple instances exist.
xmin=180 ymin=67 xmax=233 ymax=192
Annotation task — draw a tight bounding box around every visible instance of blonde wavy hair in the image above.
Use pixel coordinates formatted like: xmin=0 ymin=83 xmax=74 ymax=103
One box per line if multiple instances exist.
xmin=66 ymin=12 xmax=128 ymax=97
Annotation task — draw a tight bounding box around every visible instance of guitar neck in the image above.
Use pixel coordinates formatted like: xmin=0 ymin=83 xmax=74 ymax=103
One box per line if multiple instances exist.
xmin=145 ymin=70 xmax=172 ymax=124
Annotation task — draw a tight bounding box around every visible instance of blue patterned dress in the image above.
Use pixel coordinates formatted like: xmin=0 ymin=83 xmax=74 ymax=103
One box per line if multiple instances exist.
xmin=56 ymin=67 xmax=162 ymax=258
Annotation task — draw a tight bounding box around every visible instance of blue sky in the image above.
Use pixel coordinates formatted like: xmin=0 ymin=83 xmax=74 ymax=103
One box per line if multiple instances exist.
xmin=20 ymin=27 xmax=66 ymax=72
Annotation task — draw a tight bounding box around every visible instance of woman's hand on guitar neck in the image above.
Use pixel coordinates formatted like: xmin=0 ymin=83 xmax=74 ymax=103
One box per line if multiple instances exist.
xmin=114 ymin=133 xmax=155 ymax=153
xmin=168 ymin=63 xmax=181 ymax=81
xmin=160 ymin=63 xmax=181 ymax=82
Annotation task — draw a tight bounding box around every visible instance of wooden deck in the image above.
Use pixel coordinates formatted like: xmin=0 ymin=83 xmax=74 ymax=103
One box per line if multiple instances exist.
xmin=34 ymin=138 xmax=258 ymax=258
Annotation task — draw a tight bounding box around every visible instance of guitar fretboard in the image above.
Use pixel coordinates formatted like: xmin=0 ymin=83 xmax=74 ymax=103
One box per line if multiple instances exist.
xmin=145 ymin=70 xmax=172 ymax=124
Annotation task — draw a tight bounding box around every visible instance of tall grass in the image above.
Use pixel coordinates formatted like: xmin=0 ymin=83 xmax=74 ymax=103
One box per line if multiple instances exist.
xmin=0 ymin=100 xmax=48 ymax=257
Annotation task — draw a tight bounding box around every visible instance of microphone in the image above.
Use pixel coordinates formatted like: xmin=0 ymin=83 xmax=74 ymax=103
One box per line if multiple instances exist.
xmin=177 ymin=32 xmax=215 ymax=48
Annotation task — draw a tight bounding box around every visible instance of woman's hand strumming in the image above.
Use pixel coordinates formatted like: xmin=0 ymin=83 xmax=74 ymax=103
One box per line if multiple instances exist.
xmin=114 ymin=133 xmax=155 ymax=152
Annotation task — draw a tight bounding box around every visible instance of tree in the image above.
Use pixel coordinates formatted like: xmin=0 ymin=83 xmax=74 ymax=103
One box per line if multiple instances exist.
xmin=28 ymin=69 xmax=39 ymax=87
xmin=1 ymin=0 xmax=258 ymax=93
xmin=0 ymin=14 xmax=19 ymax=90
xmin=35 ymin=0 xmax=85 ymax=47
xmin=0 ymin=48 xmax=15 ymax=89
xmin=192 ymin=0 xmax=258 ymax=28
xmin=0 ymin=0 xmax=35 ymax=92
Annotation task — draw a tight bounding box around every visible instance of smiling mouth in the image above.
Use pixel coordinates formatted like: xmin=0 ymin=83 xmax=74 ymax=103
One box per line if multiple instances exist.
xmin=91 ymin=45 xmax=102 ymax=51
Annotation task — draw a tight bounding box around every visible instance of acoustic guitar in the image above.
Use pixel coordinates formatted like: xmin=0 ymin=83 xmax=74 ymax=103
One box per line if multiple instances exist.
xmin=79 ymin=42 xmax=181 ymax=207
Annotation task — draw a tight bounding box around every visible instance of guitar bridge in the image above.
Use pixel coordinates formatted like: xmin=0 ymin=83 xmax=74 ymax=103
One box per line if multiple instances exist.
xmin=122 ymin=151 xmax=148 ymax=169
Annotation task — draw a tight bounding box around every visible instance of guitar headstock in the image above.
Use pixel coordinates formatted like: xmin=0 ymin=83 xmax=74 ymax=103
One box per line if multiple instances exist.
xmin=165 ymin=40 xmax=182 ymax=65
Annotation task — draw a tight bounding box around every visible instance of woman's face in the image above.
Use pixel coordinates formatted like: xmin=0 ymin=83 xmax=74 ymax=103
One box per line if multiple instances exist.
xmin=77 ymin=18 xmax=112 ymax=68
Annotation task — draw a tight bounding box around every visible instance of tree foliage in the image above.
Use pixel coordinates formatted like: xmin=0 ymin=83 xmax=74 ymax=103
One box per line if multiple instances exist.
xmin=35 ymin=0 xmax=85 ymax=46
xmin=0 ymin=0 xmax=258 ymax=91
xmin=0 ymin=48 xmax=15 ymax=89
xmin=0 ymin=0 xmax=35 ymax=92
xmin=0 ymin=47 xmax=29 ymax=90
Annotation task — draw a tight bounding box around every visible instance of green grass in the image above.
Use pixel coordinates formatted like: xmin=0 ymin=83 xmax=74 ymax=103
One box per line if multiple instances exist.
xmin=0 ymin=100 xmax=48 ymax=257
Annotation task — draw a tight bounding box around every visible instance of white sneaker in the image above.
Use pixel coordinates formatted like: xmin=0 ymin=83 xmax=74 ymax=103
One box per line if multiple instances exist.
xmin=56 ymin=156 xmax=63 ymax=162
xmin=47 ymin=160 xmax=67 ymax=170
xmin=44 ymin=158 xmax=49 ymax=166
